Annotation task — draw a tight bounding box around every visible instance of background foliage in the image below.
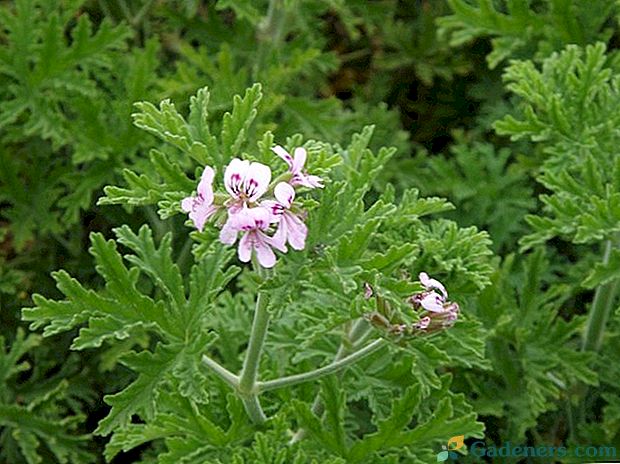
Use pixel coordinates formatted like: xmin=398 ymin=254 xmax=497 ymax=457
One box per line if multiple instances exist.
xmin=2 ymin=0 xmax=620 ymax=462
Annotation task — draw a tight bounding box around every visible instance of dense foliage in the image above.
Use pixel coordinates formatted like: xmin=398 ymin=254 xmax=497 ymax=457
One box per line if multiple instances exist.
xmin=2 ymin=0 xmax=620 ymax=462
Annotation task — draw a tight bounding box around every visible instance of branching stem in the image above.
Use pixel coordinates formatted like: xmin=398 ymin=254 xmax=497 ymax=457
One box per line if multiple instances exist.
xmin=582 ymin=237 xmax=620 ymax=353
xmin=258 ymin=338 xmax=385 ymax=392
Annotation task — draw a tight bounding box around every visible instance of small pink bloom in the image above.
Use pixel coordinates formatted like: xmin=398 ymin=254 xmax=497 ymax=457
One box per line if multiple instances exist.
xmin=408 ymin=272 xmax=460 ymax=332
xmin=363 ymin=282 xmax=374 ymax=300
xmin=272 ymin=145 xmax=323 ymax=189
xmin=219 ymin=207 xmax=285 ymax=268
xmin=181 ymin=166 xmax=219 ymax=232
xmin=224 ymin=158 xmax=272 ymax=211
xmin=414 ymin=316 xmax=431 ymax=330
xmin=419 ymin=272 xmax=448 ymax=299
xmin=419 ymin=292 xmax=446 ymax=313
xmin=262 ymin=182 xmax=308 ymax=251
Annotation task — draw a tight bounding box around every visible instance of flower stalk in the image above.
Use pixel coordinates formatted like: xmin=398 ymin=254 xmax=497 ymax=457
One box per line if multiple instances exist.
xmin=582 ymin=236 xmax=620 ymax=353
xmin=257 ymin=338 xmax=385 ymax=393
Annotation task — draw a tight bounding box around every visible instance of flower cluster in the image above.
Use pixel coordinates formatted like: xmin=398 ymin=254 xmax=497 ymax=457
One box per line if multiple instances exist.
xmin=181 ymin=145 xmax=322 ymax=268
xmin=364 ymin=272 xmax=460 ymax=337
xmin=408 ymin=272 xmax=460 ymax=333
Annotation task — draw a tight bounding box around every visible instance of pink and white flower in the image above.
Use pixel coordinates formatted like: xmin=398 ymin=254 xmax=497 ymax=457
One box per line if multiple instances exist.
xmin=272 ymin=145 xmax=323 ymax=189
xmin=219 ymin=207 xmax=285 ymax=268
xmin=409 ymin=272 xmax=459 ymax=331
xmin=181 ymin=166 xmax=219 ymax=232
xmin=224 ymin=158 xmax=272 ymax=212
xmin=419 ymin=272 xmax=448 ymax=300
xmin=262 ymin=182 xmax=308 ymax=251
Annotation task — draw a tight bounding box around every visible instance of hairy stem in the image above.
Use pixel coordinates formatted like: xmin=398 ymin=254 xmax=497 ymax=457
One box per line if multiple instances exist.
xmin=289 ymin=319 xmax=378 ymax=444
xmin=258 ymin=338 xmax=385 ymax=392
xmin=237 ymin=291 xmax=270 ymax=423
xmin=582 ymin=237 xmax=620 ymax=352
xmin=240 ymin=394 xmax=268 ymax=424
xmin=576 ymin=235 xmax=620 ymax=427
xmin=201 ymin=354 xmax=239 ymax=390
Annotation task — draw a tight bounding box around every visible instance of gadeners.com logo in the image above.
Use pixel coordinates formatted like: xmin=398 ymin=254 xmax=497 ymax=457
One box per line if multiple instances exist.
xmin=436 ymin=435 xmax=465 ymax=461
xmin=469 ymin=441 xmax=617 ymax=460
xmin=436 ymin=436 xmax=617 ymax=462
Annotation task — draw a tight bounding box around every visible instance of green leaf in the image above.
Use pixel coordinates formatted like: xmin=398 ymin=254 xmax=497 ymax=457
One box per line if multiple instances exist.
xmin=220 ymin=83 xmax=262 ymax=160
xmin=583 ymin=248 xmax=620 ymax=288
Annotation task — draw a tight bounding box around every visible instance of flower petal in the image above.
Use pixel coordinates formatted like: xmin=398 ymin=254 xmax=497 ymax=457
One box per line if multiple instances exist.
xmin=254 ymin=235 xmax=277 ymax=268
xmin=248 ymin=206 xmax=271 ymax=230
xmin=219 ymin=214 xmax=240 ymax=244
xmin=420 ymin=292 xmax=445 ymax=313
xmin=272 ymin=145 xmax=293 ymax=167
xmin=419 ymin=272 xmax=448 ymax=299
xmin=224 ymin=158 xmax=250 ymax=198
xmin=305 ymin=174 xmax=324 ymax=188
xmin=274 ymin=182 xmax=295 ymax=208
xmin=261 ymin=200 xmax=284 ymax=221
xmin=270 ymin=221 xmax=288 ymax=252
xmin=197 ymin=166 xmax=215 ymax=204
xmin=238 ymin=233 xmax=253 ymax=262
xmin=283 ymin=212 xmax=307 ymax=250
xmin=181 ymin=196 xmax=194 ymax=213
xmin=190 ymin=204 xmax=217 ymax=232
xmin=292 ymin=147 xmax=307 ymax=174
xmin=244 ymin=162 xmax=271 ymax=201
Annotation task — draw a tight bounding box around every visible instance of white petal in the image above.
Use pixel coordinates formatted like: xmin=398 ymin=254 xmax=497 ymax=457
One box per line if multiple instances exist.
xmin=420 ymin=292 xmax=445 ymax=313
xmin=219 ymin=214 xmax=240 ymax=244
xmin=181 ymin=196 xmax=194 ymax=213
xmin=244 ymin=162 xmax=271 ymax=201
xmin=248 ymin=206 xmax=271 ymax=230
xmin=254 ymin=234 xmax=276 ymax=268
xmin=284 ymin=212 xmax=307 ymax=250
xmin=292 ymin=147 xmax=307 ymax=174
xmin=272 ymin=145 xmax=293 ymax=167
xmin=224 ymin=158 xmax=250 ymax=198
xmin=419 ymin=272 xmax=448 ymax=299
xmin=238 ymin=233 xmax=253 ymax=262
xmin=197 ymin=166 xmax=215 ymax=205
xmin=274 ymin=182 xmax=295 ymax=208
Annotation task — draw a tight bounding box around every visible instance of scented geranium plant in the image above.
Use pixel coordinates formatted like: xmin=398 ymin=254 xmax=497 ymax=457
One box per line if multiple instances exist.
xmin=22 ymin=85 xmax=494 ymax=462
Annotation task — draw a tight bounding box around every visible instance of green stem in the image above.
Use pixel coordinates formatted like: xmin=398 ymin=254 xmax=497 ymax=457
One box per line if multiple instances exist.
xmin=582 ymin=237 xmax=620 ymax=353
xmin=258 ymin=338 xmax=384 ymax=393
xmin=201 ymin=354 xmax=239 ymax=390
xmin=241 ymin=395 xmax=268 ymax=424
xmin=576 ymin=235 xmax=620 ymax=426
xmin=237 ymin=291 xmax=271 ymax=423
xmin=289 ymin=319 xmax=376 ymax=444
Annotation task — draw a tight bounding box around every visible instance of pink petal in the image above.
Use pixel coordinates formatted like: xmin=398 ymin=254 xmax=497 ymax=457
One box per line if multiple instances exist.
xmin=197 ymin=166 xmax=215 ymax=204
xmin=248 ymin=207 xmax=271 ymax=230
xmin=254 ymin=234 xmax=277 ymax=268
xmin=238 ymin=233 xmax=253 ymax=262
xmin=244 ymin=162 xmax=271 ymax=201
xmin=420 ymin=292 xmax=445 ymax=313
xmin=219 ymin=214 xmax=240 ymax=244
xmin=419 ymin=272 xmax=448 ymax=299
xmin=260 ymin=200 xmax=284 ymax=222
xmin=306 ymin=174 xmax=324 ymax=188
xmin=274 ymin=182 xmax=295 ymax=208
xmin=190 ymin=204 xmax=217 ymax=232
xmin=272 ymin=145 xmax=293 ymax=167
xmin=270 ymin=221 xmax=288 ymax=252
xmin=283 ymin=212 xmax=307 ymax=250
xmin=292 ymin=147 xmax=307 ymax=174
xmin=181 ymin=196 xmax=194 ymax=213
xmin=224 ymin=158 xmax=250 ymax=198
